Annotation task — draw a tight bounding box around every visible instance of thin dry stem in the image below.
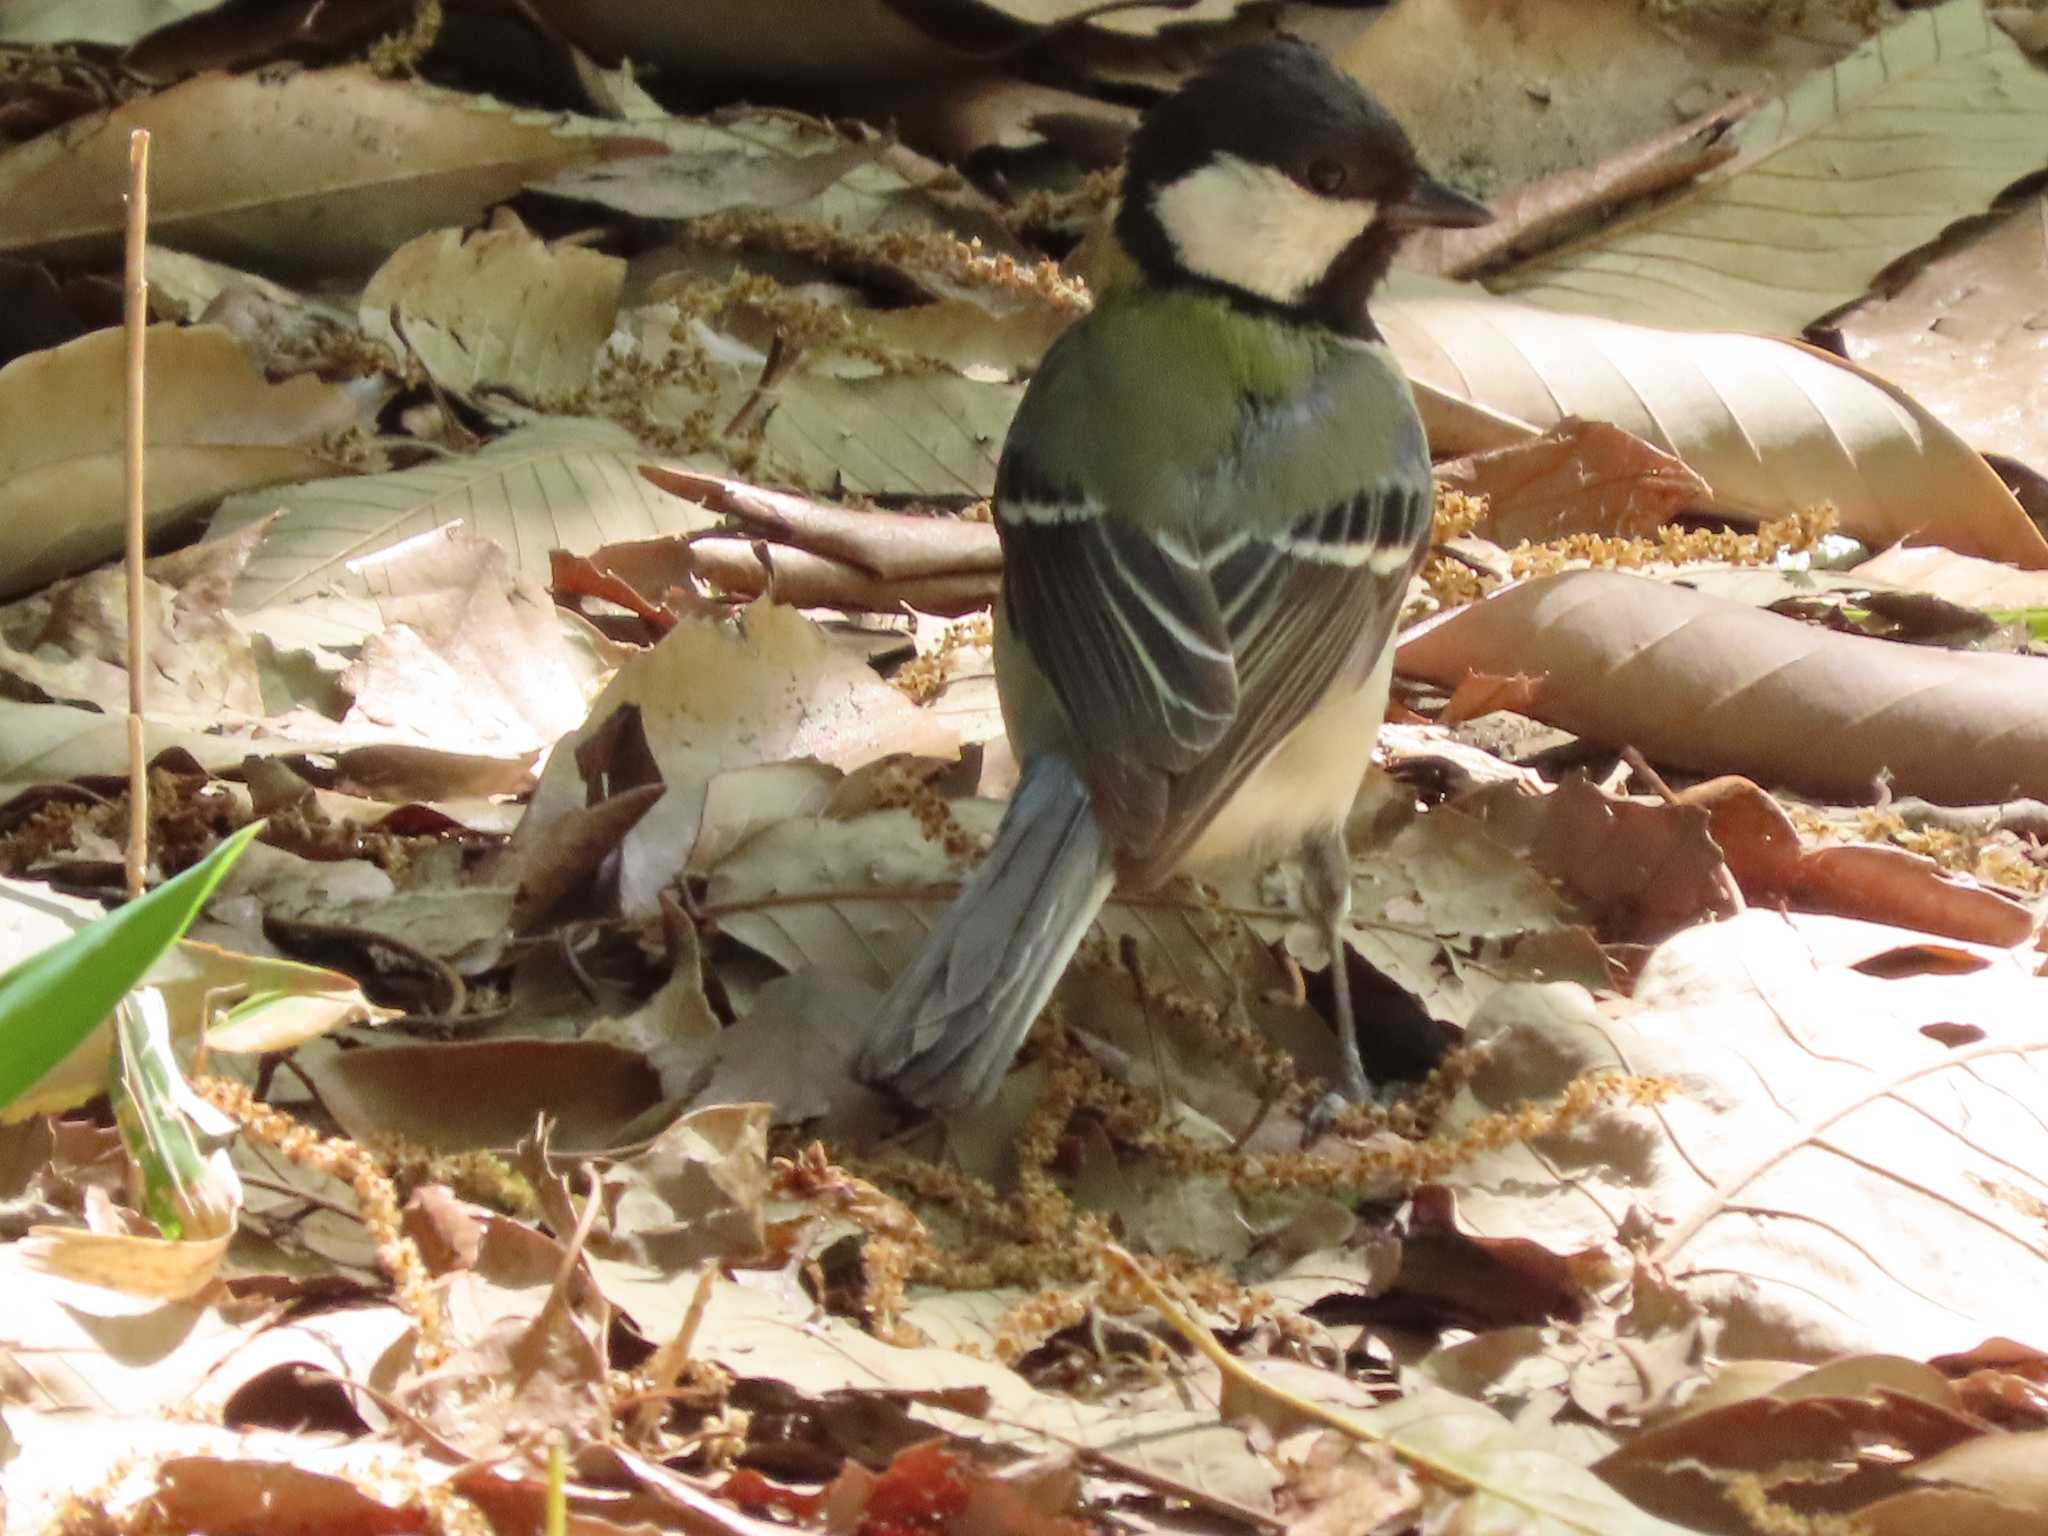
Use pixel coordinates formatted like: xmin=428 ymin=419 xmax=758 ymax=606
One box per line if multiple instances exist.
xmin=122 ymin=129 xmax=149 ymax=898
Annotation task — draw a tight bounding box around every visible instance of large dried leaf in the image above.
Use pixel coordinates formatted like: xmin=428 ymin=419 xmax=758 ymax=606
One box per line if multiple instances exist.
xmin=1380 ymin=288 xmax=2048 ymax=566
xmin=210 ymin=417 xmax=719 ymax=608
xmin=1826 ymin=193 xmax=2048 ymax=474
xmin=0 ymin=325 xmax=359 ymax=599
xmin=1493 ymin=0 xmax=2048 ymax=334
xmin=1397 ymin=569 xmax=2048 ymax=804
xmin=0 ymin=69 xmax=653 ymax=276
xmin=1445 ymin=914 xmax=2048 ymax=1358
xmin=359 ymin=212 xmax=624 ymax=401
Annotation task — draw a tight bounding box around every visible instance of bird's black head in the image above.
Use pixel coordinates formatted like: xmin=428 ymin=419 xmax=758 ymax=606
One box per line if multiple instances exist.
xmin=1113 ymin=36 xmax=1490 ymax=333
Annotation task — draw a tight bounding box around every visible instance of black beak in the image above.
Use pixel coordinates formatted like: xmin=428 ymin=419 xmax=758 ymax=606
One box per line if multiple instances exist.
xmin=1383 ymin=175 xmax=1494 ymax=230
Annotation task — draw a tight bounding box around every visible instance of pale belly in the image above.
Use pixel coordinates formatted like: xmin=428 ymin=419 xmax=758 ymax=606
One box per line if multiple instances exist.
xmin=1179 ymin=645 xmax=1394 ymax=870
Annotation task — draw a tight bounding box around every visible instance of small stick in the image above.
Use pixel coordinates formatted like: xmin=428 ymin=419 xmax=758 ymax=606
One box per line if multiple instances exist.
xmin=123 ymin=129 xmax=151 ymax=898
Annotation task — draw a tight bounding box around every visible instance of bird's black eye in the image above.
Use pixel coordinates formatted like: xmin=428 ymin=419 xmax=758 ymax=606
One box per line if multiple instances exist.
xmin=1307 ymin=159 xmax=1347 ymax=195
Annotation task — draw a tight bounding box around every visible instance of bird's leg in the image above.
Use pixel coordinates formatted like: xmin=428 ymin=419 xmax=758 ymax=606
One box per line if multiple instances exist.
xmin=1303 ymin=825 xmax=1369 ymax=1103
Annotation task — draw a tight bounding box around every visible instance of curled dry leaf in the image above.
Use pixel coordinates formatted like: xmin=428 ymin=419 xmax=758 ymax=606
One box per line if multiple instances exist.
xmin=1494 ymin=0 xmax=2048 ymax=336
xmin=1594 ymin=1360 xmax=1986 ymax=1532
xmin=360 ymin=210 xmax=625 ymax=401
xmin=1398 ymin=570 xmax=2048 ymax=804
xmin=642 ymin=465 xmax=1001 ymax=579
xmin=1379 ymin=289 xmax=2048 ymax=567
xmin=0 ymin=324 xmax=359 ymax=599
xmin=1678 ymin=776 xmax=2036 ymax=948
xmin=0 ymin=69 xmax=658 ymax=276
xmin=690 ymin=538 xmax=1000 ymax=617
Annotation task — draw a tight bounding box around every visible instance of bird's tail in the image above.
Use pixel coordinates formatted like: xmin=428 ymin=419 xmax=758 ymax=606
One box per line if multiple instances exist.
xmin=862 ymin=754 xmax=1116 ymax=1110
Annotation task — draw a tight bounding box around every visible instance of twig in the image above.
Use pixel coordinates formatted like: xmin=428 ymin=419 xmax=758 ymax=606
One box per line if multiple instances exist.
xmin=123 ymin=129 xmax=151 ymax=898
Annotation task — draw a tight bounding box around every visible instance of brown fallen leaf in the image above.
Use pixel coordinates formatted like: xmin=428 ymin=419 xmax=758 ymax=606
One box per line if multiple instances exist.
xmin=1853 ymin=545 xmax=2048 ymax=612
xmin=1794 ymin=845 xmax=2037 ymax=950
xmin=1435 ymin=419 xmax=1712 ymax=544
xmin=309 ymin=1038 xmax=670 ymax=1153
xmin=1379 ymin=290 xmax=2048 ymax=567
xmin=1449 ymin=912 xmax=2048 ymax=1361
xmin=1457 ymin=778 xmax=1737 ymax=944
xmin=1596 ymin=1368 xmax=1983 ymax=1532
xmin=1398 ymin=570 xmax=2048 ymax=805
xmin=360 ymin=208 xmax=625 ymax=400
xmin=514 ymin=600 xmax=957 ymax=916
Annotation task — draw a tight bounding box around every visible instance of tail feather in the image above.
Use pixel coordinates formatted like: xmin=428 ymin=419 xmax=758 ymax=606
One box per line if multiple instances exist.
xmin=862 ymin=754 xmax=1115 ymax=1109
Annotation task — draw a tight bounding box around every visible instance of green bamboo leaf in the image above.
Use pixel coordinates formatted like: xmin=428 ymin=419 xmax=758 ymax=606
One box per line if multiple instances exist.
xmin=0 ymin=821 xmax=264 ymax=1113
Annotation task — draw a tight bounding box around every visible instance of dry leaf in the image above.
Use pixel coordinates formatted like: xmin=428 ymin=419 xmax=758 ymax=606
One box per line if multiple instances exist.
xmin=1379 ymin=288 xmax=2048 ymax=566
xmin=1398 ymin=570 xmax=2048 ymax=804
xmin=0 ymin=68 xmax=657 ymax=275
xmin=1446 ymin=913 xmax=2048 ymax=1359
xmin=1853 ymin=545 xmax=2048 ymax=611
xmin=0 ymin=324 xmax=359 ymax=598
xmin=1437 ymin=418 xmax=1711 ymax=543
xmin=1494 ymin=0 xmax=2048 ymax=335
xmin=360 ymin=210 xmax=625 ymax=400
xmin=689 ymin=538 xmax=1000 ymax=617
xmin=1456 ymin=778 xmax=1736 ymax=943
xmin=212 ymin=417 xmax=722 ymax=607
xmin=515 ymin=601 xmax=957 ymax=915
xmin=309 ymin=1038 xmax=670 ymax=1153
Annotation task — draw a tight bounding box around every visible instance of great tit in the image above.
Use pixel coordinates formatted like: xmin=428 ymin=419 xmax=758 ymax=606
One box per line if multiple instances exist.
xmin=862 ymin=37 xmax=1491 ymax=1110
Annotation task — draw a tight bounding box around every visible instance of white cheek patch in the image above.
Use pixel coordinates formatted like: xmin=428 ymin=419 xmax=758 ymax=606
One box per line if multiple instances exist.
xmin=1151 ymin=154 xmax=1378 ymax=305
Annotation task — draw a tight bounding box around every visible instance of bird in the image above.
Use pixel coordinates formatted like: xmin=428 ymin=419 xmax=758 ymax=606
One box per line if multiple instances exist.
xmin=860 ymin=35 xmax=1491 ymax=1111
